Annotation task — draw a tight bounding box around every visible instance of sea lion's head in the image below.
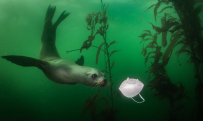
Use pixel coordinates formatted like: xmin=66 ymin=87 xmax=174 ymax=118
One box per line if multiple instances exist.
xmin=84 ymin=68 xmax=107 ymax=87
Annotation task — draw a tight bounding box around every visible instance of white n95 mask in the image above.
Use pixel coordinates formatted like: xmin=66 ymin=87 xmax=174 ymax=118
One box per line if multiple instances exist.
xmin=119 ymin=77 xmax=145 ymax=103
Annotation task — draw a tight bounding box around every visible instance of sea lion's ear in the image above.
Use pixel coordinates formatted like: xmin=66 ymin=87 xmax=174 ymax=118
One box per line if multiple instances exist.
xmin=75 ymin=55 xmax=84 ymax=66
xmin=1 ymin=55 xmax=48 ymax=70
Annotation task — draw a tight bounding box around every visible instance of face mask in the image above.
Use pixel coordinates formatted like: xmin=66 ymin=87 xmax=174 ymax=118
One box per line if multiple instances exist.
xmin=119 ymin=77 xmax=145 ymax=103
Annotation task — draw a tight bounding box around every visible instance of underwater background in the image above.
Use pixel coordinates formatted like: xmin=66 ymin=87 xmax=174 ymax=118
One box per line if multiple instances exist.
xmin=0 ymin=0 xmax=203 ymax=121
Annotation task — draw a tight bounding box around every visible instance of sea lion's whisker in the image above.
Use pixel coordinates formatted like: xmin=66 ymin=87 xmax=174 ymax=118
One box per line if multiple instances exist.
xmin=90 ymin=83 xmax=95 ymax=87
xmin=96 ymin=83 xmax=101 ymax=89
xmin=90 ymin=84 xmax=95 ymax=87
xmin=94 ymin=83 xmax=99 ymax=89
xmin=87 ymin=83 xmax=95 ymax=90
xmin=90 ymin=83 xmax=99 ymax=90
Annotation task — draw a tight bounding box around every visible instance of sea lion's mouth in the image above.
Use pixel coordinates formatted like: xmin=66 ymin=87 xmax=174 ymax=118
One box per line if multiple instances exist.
xmin=97 ymin=79 xmax=108 ymax=87
xmin=90 ymin=79 xmax=108 ymax=87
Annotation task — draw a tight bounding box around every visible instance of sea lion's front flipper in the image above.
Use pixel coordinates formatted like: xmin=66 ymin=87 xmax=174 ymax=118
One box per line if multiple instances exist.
xmin=75 ymin=55 xmax=84 ymax=66
xmin=2 ymin=55 xmax=48 ymax=70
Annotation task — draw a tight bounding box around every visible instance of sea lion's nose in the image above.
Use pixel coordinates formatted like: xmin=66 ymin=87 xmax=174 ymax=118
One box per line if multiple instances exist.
xmin=103 ymin=79 xmax=107 ymax=83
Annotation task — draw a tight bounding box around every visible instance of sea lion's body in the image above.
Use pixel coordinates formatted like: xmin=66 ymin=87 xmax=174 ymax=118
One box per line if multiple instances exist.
xmin=41 ymin=58 xmax=104 ymax=86
xmin=2 ymin=5 xmax=107 ymax=87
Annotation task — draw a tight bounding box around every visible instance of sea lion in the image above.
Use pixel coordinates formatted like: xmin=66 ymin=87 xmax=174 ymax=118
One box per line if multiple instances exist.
xmin=2 ymin=5 xmax=107 ymax=87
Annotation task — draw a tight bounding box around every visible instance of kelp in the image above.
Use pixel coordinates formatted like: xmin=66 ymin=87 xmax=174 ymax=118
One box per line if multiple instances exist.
xmin=149 ymin=23 xmax=162 ymax=33
xmin=81 ymin=91 xmax=119 ymax=121
xmin=147 ymin=74 xmax=189 ymax=108
xmin=80 ymin=1 xmax=119 ymax=120
xmin=139 ymin=32 xmax=158 ymax=57
xmin=96 ymin=42 xmax=105 ymax=64
xmin=144 ymin=0 xmax=172 ymax=21
xmin=81 ymin=92 xmax=100 ymax=116
xmin=143 ymin=4 xmax=156 ymax=12
xmin=80 ymin=35 xmax=95 ymax=52
xmin=146 ymin=63 xmax=165 ymax=75
xmin=107 ymin=40 xmax=117 ymax=48
xmin=175 ymin=44 xmax=191 ymax=57
xmin=141 ymin=47 xmax=147 ymax=56
xmin=113 ymin=90 xmax=122 ymax=98
xmin=144 ymin=51 xmax=156 ymax=67
xmin=173 ymin=34 xmax=191 ymax=66
xmin=152 ymin=46 xmax=162 ymax=66
xmin=147 ymin=74 xmax=164 ymax=89
xmin=95 ymin=12 xmax=101 ymax=25
xmin=109 ymin=50 xmax=121 ymax=58
xmin=138 ymin=32 xmax=153 ymax=43
xmin=158 ymin=6 xmax=173 ymax=13
xmin=150 ymin=13 xmax=179 ymax=47
xmin=141 ymin=42 xmax=157 ymax=56
xmin=143 ymin=30 xmax=152 ymax=34
xmin=153 ymin=13 xmax=178 ymax=32
xmin=161 ymin=14 xmax=167 ymax=47
xmin=80 ymin=5 xmax=106 ymax=53
xmin=141 ymin=38 xmax=153 ymax=44
xmin=146 ymin=0 xmax=203 ymax=120
xmin=162 ymin=30 xmax=182 ymax=63
xmin=193 ymin=4 xmax=203 ymax=16
xmin=101 ymin=70 xmax=109 ymax=74
xmin=111 ymin=60 xmax=115 ymax=69
xmin=139 ymin=0 xmax=193 ymax=120
xmin=98 ymin=106 xmax=119 ymax=121
xmin=154 ymin=2 xmax=162 ymax=22
xmin=174 ymin=83 xmax=188 ymax=100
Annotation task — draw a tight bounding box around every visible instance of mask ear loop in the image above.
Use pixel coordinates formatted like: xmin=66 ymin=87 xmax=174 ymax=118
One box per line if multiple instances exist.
xmin=131 ymin=94 xmax=145 ymax=103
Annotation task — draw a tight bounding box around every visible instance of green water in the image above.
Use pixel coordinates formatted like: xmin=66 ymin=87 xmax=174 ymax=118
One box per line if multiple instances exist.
xmin=0 ymin=0 xmax=202 ymax=121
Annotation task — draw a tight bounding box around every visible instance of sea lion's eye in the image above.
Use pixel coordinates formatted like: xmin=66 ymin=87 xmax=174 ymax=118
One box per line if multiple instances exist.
xmin=92 ymin=74 xmax=98 ymax=79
